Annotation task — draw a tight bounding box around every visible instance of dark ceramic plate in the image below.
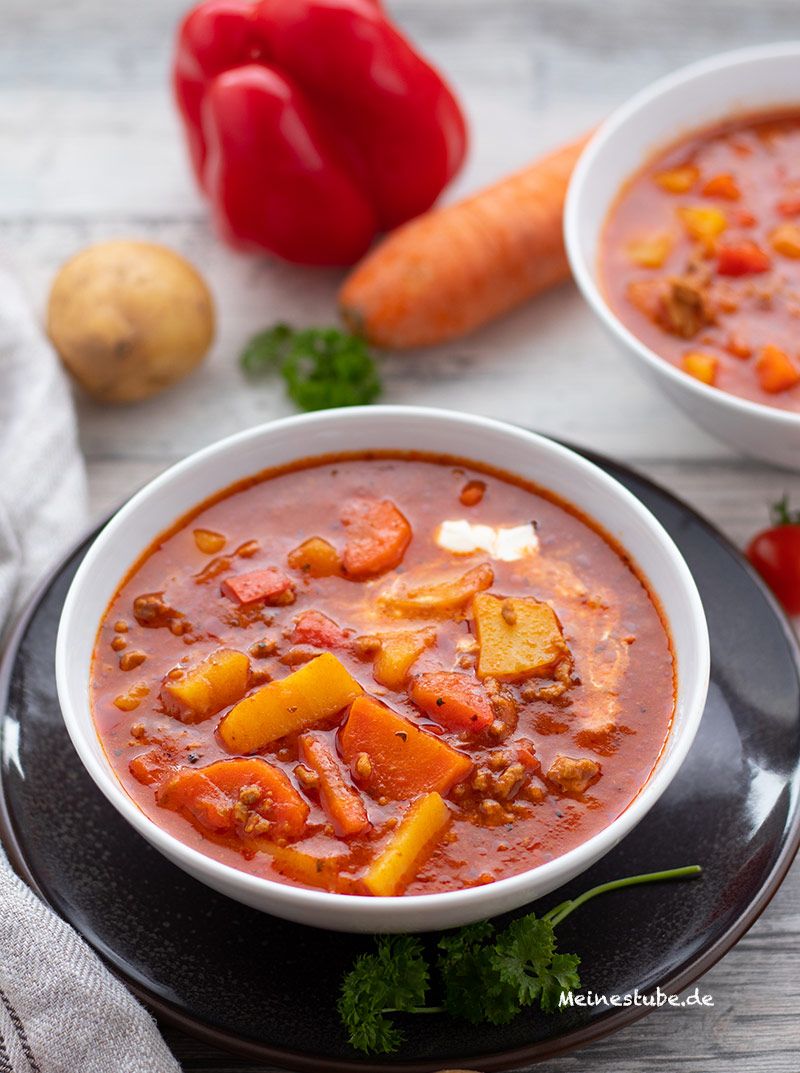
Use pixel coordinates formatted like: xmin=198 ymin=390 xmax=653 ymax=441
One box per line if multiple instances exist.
xmin=1 ymin=454 xmax=800 ymax=1072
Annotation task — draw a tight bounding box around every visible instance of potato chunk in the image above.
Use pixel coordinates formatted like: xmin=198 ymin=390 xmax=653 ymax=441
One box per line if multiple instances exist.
xmin=287 ymin=537 xmax=341 ymax=578
xmin=339 ymin=695 xmax=472 ymax=800
xmin=372 ymin=629 xmax=436 ymax=689
xmin=361 ymin=792 xmax=451 ymax=896
xmin=473 ymin=593 xmax=567 ymax=680
xmin=160 ymin=647 xmax=249 ymax=723
xmin=380 ymin=563 xmax=494 ymax=617
xmin=219 ymin=652 xmax=362 ymax=752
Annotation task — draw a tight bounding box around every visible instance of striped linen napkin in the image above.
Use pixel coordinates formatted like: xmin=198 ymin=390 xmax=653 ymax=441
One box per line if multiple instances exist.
xmin=0 ymin=265 xmax=182 ymax=1073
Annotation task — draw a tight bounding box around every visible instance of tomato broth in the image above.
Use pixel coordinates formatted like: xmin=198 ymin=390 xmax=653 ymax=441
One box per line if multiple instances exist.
xmin=91 ymin=452 xmax=675 ymax=897
xmin=601 ymin=110 xmax=800 ymax=411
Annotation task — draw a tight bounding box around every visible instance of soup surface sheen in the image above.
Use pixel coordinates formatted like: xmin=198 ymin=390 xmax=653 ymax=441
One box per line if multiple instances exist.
xmin=91 ymin=452 xmax=675 ymax=897
xmin=601 ymin=110 xmax=800 ymax=411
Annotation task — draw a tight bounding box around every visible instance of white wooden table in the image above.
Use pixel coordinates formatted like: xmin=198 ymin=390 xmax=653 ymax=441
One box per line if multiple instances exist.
xmin=2 ymin=1 xmax=800 ymax=1069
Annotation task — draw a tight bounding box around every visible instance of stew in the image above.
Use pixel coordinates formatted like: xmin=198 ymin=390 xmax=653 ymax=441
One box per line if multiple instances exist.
xmin=601 ymin=110 xmax=800 ymax=412
xmin=90 ymin=452 xmax=675 ymax=897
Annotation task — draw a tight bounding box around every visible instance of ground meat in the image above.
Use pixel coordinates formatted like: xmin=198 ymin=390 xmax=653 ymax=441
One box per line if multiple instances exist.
xmin=663 ymin=274 xmax=715 ymax=337
xmin=546 ymin=755 xmax=600 ymax=794
xmin=133 ymin=592 xmax=182 ymax=629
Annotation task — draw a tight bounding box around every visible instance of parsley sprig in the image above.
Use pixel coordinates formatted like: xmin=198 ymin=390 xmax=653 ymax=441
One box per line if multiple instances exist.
xmin=338 ymin=864 xmax=701 ymax=1054
xmin=240 ymin=323 xmax=381 ymax=411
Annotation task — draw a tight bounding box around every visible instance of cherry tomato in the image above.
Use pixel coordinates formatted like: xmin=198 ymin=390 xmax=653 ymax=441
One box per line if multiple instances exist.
xmin=746 ymin=497 xmax=800 ymax=614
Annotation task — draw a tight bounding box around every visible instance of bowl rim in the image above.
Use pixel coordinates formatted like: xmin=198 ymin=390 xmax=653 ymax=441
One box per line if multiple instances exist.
xmin=564 ymin=39 xmax=800 ymax=429
xmin=55 ymin=405 xmax=710 ymax=925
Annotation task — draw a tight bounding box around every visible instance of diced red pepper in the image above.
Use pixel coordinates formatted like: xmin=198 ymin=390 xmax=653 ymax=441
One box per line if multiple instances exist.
xmin=341 ymin=498 xmax=411 ymax=578
xmin=777 ymin=195 xmax=800 ymax=217
xmin=716 ymin=240 xmax=771 ymax=276
xmin=701 ymin=173 xmax=740 ymax=200
xmin=292 ymin=610 xmax=348 ymax=649
xmin=221 ymin=567 xmax=294 ymax=605
xmin=408 ymin=672 xmax=493 ymax=732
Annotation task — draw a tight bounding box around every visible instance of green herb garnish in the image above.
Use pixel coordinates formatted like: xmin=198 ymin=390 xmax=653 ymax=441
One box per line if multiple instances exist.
xmin=770 ymin=494 xmax=800 ymax=527
xmin=240 ymin=323 xmax=381 ymax=411
xmin=338 ymin=864 xmax=701 ymax=1054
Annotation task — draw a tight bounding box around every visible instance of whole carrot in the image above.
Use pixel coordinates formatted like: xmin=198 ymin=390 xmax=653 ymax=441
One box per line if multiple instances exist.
xmin=339 ymin=132 xmax=591 ymax=349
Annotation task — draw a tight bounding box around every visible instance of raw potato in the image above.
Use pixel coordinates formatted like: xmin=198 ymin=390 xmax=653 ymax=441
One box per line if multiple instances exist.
xmin=47 ymin=240 xmax=214 ymax=403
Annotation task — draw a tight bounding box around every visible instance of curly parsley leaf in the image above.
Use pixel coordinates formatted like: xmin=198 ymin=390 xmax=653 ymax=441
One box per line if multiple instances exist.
xmin=240 ymin=323 xmax=381 ymax=411
xmin=337 ymin=935 xmax=429 ymax=1054
xmin=540 ymin=952 xmax=582 ymax=1013
xmin=338 ymin=866 xmax=702 ymax=1054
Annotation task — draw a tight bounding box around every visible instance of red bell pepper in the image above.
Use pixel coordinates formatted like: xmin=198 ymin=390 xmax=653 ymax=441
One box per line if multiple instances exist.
xmin=173 ymin=0 xmax=468 ymax=264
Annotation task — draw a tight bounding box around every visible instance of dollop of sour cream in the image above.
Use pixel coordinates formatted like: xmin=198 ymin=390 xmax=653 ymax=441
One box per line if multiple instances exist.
xmin=435 ymin=520 xmax=539 ymax=561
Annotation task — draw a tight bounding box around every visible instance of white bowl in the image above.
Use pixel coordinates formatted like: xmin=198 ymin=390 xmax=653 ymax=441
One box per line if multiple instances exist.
xmin=565 ymin=42 xmax=800 ymax=471
xmin=55 ymin=406 xmax=709 ymax=932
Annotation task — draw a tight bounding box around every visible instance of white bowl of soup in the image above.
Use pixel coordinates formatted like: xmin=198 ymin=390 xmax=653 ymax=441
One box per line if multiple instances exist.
xmin=56 ymin=406 xmax=709 ymax=933
xmin=565 ymin=42 xmax=800 ymax=470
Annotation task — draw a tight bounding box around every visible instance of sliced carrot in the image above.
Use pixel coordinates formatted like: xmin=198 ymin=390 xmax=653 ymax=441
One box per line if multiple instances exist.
xmin=341 ymin=498 xmax=411 ymax=578
xmin=682 ymin=351 xmax=718 ymax=386
xmin=298 ymin=734 xmax=370 ymax=837
xmin=339 ymin=133 xmax=590 ymax=348
xmin=360 ymin=792 xmax=451 ymax=897
xmin=756 ymin=345 xmax=800 ymax=394
xmin=408 ymin=672 xmax=493 ymax=733
xmin=777 ymin=195 xmax=800 ymax=217
xmin=221 ymin=568 xmax=294 ymax=605
xmin=292 ymin=610 xmax=348 ymax=649
xmin=157 ymin=757 xmax=309 ymax=839
xmin=339 ymin=695 xmax=472 ymax=800
xmin=701 ymin=173 xmax=740 ymax=200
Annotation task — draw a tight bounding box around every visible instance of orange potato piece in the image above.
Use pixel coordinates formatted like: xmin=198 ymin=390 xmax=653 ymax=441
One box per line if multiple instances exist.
xmin=625 ymin=232 xmax=673 ymax=268
xmin=770 ymin=222 xmax=800 ymax=259
xmin=409 ymin=671 xmax=493 ymax=732
xmin=756 ymin=345 xmax=800 ymax=394
xmin=473 ymin=593 xmax=567 ymax=680
xmin=372 ymin=629 xmax=436 ymax=690
xmin=380 ymin=562 xmax=494 ymax=617
xmin=287 ymin=537 xmax=341 ymax=577
xmin=219 ymin=652 xmax=363 ymax=752
xmin=157 ymin=757 xmax=309 ymax=840
xmin=678 ymin=206 xmax=727 ymax=247
xmin=298 ymin=733 xmax=370 ymax=837
xmin=654 ymin=166 xmax=699 ymax=193
xmin=193 ymin=528 xmax=226 ymax=554
xmin=341 ymin=498 xmax=411 ymax=578
xmin=682 ymin=351 xmax=719 ymax=386
xmin=160 ymin=647 xmax=250 ymax=723
xmin=339 ymin=695 xmax=472 ymax=800
xmin=360 ymin=792 xmax=451 ymax=896
xmin=263 ymin=841 xmax=355 ymax=893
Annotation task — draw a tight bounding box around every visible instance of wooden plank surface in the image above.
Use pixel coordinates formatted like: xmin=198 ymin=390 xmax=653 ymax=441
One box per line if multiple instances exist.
xmin=2 ymin=0 xmax=800 ymax=1070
